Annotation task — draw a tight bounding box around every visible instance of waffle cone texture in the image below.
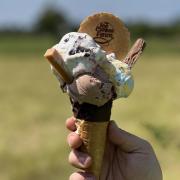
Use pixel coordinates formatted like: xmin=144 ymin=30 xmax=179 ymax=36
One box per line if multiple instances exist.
xmin=79 ymin=12 xmax=130 ymax=59
xmin=76 ymin=119 xmax=109 ymax=179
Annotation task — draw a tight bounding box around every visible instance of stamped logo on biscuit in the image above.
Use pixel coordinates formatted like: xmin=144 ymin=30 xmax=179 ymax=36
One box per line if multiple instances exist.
xmin=94 ymin=22 xmax=114 ymax=46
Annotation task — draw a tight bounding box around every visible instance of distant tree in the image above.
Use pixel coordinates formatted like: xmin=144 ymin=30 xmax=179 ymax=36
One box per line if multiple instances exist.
xmin=127 ymin=20 xmax=180 ymax=39
xmin=34 ymin=7 xmax=72 ymax=37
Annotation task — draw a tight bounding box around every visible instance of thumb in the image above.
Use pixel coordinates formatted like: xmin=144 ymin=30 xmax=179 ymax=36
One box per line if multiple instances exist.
xmin=108 ymin=121 xmax=148 ymax=153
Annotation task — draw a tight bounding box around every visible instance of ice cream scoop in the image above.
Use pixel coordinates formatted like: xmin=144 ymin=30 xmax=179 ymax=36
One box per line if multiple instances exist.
xmin=52 ymin=32 xmax=134 ymax=105
xmin=67 ymin=67 xmax=114 ymax=106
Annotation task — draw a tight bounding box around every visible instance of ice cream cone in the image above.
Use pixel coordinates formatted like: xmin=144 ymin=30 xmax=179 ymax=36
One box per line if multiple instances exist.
xmin=75 ymin=120 xmax=109 ymax=178
xmin=78 ymin=12 xmax=130 ymax=59
xmin=44 ymin=12 xmax=144 ymax=180
xmin=70 ymin=98 xmax=113 ymax=180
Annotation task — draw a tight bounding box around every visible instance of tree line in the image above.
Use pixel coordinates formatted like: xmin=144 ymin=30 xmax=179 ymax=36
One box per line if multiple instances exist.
xmin=0 ymin=7 xmax=179 ymax=39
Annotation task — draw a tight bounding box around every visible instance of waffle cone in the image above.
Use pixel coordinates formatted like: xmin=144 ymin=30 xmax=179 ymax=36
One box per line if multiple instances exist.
xmin=76 ymin=119 xmax=109 ymax=179
xmin=78 ymin=12 xmax=130 ymax=59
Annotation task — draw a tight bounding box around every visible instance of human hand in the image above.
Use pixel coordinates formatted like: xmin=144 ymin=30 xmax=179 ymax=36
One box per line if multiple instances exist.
xmin=66 ymin=117 xmax=162 ymax=180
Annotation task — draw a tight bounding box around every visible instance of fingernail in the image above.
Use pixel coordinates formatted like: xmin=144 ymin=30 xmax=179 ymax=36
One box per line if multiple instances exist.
xmin=67 ymin=133 xmax=76 ymax=147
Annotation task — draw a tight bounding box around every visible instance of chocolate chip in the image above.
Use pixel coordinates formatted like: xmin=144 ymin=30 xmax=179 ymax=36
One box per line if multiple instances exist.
xmin=76 ymin=46 xmax=91 ymax=53
xmin=76 ymin=49 xmax=80 ymax=53
xmin=78 ymin=36 xmax=84 ymax=40
xmin=64 ymin=38 xmax=69 ymax=42
xmin=77 ymin=46 xmax=85 ymax=52
xmin=69 ymin=49 xmax=76 ymax=55
xmin=85 ymin=49 xmax=90 ymax=52
xmin=84 ymin=53 xmax=90 ymax=57
xmin=69 ymin=46 xmax=91 ymax=56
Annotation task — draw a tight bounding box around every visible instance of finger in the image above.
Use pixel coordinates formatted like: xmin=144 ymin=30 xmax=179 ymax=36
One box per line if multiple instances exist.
xmin=108 ymin=121 xmax=149 ymax=152
xmin=67 ymin=132 xmax=82 ymax=149
xmin=66 ymin=117 xmax=77 ymax=131
xmin=69 ymin=149 xmax=92 ymax=169
xmin=69 ymin=172 xmax=95 ymax=180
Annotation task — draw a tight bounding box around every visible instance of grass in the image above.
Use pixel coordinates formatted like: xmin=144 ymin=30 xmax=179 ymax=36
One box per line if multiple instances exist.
xmin=0 ymin=35 xmax=180 ymax=180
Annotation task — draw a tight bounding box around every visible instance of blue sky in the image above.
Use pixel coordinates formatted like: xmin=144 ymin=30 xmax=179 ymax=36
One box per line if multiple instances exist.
xmin=0 ymin=0 xmax=180 ymax=28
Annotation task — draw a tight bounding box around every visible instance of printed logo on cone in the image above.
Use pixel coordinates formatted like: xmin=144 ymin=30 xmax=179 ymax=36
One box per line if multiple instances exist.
xmin=94 ymin=22 xmax=114 ymax=46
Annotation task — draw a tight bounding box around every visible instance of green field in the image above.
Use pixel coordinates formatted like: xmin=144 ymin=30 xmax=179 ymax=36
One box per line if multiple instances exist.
xmin=0 ymin=35 xmax=180 ymax=180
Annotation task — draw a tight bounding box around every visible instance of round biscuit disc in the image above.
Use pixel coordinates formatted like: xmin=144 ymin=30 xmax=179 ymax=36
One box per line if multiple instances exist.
xmin=78 ymin=12 xmax=130 ymax=59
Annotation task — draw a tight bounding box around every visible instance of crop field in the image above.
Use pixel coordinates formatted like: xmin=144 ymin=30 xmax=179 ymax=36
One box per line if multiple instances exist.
xmin=0 ymin=35 xmax=180 ymax=180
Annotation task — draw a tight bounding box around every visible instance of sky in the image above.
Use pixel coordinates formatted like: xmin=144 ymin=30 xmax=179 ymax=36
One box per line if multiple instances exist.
xmin=0 ymin=0 xmax=180 ymax=29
